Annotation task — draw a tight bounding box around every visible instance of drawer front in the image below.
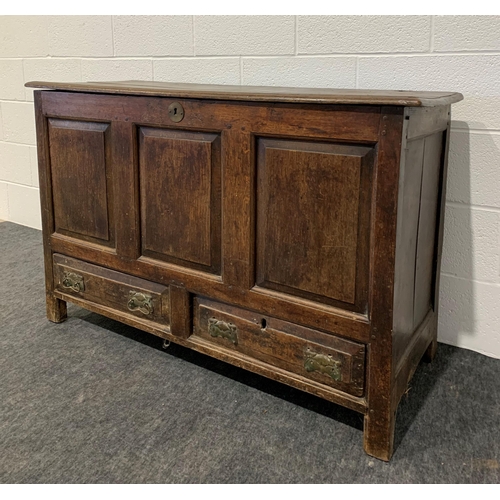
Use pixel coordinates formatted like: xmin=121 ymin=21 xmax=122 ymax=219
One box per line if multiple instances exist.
xmin=53 ymin=254 xmax=169 ymax=326
xmin=193 ymin=297 xmax=365 ymax=396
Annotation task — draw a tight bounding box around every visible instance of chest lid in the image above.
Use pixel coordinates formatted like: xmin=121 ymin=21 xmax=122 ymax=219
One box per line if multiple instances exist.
xmin=25 ymin=80 xmax=463 ymax=107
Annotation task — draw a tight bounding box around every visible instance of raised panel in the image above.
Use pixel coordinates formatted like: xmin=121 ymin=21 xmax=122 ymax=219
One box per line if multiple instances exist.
xmin=393 ymin=138 xmax=425 ymax=341
xmin=256 ymin=138 xmax=374 ymax=312
xmin=414 ymin=132 xmax=443 ymax=326
xmin=139 ymin=128 xmax=221 ymax=274
xmin=48 ymin=119 xmax=113 ymax=244
xmin=393 ymin=131 xmax=445 ymax=363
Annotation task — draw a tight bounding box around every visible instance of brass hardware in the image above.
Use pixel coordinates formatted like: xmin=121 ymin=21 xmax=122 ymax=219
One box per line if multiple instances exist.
xmin=168 ymin=102 xmax=184 ymax=123
xmin=127 ymin=291 xmax=154 ymax=316
xmin=208 ymin=318 xmax=238 ymax=345
xmin=62 ymin=272 xmax=85 ymax=293
xmin=304 ymin=347 xmax=342 ymax=381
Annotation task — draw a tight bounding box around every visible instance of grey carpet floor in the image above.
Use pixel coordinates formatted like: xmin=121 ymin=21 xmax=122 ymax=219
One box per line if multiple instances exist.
xmin=0 ymin=221 xmax=499 ymax=484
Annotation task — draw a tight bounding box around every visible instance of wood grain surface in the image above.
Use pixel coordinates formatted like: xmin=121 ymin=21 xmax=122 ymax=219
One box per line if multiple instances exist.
xmin=26 ymin=80 xmax=463 ymax=106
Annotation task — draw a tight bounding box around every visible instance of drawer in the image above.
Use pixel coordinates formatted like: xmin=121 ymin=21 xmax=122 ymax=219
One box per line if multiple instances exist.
xmin=53 ymin=254 xmax=169 ymax=326
xmin=193 ymin=297 xmax=365 ymax=397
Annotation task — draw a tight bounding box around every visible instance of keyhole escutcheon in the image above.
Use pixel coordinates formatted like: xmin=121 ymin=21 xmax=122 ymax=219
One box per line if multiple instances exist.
xmin=168 ymin=101 xmax=184 ymax=123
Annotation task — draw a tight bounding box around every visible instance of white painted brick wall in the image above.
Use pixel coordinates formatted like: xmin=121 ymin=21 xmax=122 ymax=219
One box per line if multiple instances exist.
xmin=297 ymin=16 xmax=431 ymax=54
xmin=439 ymin=276 xmax=500 ymax=357
xmin=81 ymin=59 xmax=153 ymax=83
xmin=0 ymin=16 xmax=49 ymax=57
xmin=242 ymin=57 xmax=357 ymax=87
xmin=1 ymin=102 xmax=36 ymax=145
xmin=0 ymin=15 xmax=499 ymax=358
xmin=5 ymin=183 xmax=41 ymax=229
xmin=434 ymin=16 xmax=500 ymax=52
xmin=154 ymin=58 xmax=241 ymax=85
xmin=113 ymin=16 xmax=193 ymax=56
xmin=0 ymin=142 xmax=34 ymax=186
xmin=195 ymin=16 xmax=295 ymax=56
xmin=30 ymin=146 xmax=38 ymax=188
xmin=447 ymin=130 xmax=500 ymax=207
xmin=442 ymin=205 xmax=500 ymax=283
xmin=47 ymin=16 xmax=113 ymax=57
xmin=0 ymin=60 xmax=25 ymax=101
xmin=0 ymin=181 xmax=8 ymax=220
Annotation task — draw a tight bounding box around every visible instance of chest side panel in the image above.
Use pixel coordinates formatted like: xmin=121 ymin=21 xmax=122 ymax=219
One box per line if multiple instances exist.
xmin=393 ymin=105 xmax=449 ymax=366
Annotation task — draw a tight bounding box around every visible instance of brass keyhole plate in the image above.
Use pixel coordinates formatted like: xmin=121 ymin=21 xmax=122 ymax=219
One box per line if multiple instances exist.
xmin=168 ymin=102 xmax=184 ymax=123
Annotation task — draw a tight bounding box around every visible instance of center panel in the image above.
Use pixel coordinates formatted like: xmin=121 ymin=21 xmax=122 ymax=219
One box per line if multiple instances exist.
xmin=138 ymin=127 xmax=222 ymax=275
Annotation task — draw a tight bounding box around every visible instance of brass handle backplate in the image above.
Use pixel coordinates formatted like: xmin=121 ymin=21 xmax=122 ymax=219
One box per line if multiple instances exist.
xmin=304 ymin=347 xmax=342 ymax=381
xmin=127 ymin=291 xmax=154 ymax=316
xmin=62 ymin=272 xmax=85 ymax=293
xmin=208 ymin=318 xmax=238 ymax=345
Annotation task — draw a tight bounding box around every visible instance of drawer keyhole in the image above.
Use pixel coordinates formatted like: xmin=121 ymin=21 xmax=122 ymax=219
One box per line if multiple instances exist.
xmin=261 ymin=318 xmax=267 ymax=329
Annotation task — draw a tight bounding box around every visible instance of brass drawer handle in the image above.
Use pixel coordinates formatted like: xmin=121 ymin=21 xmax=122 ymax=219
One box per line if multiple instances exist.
xmin=62 ymin=272 xmax=85 ymax=293
xmin=208 ymin=318 xmax=238 ymax=345
xmin=304 ymin=347 xmax=342 ymax=381
xmin=127 ymin=291 xmax=154 ymax=316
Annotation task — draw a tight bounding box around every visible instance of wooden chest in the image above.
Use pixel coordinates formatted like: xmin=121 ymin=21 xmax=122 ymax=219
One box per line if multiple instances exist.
xmin=26 ymin=80 xmax=463 ymax=461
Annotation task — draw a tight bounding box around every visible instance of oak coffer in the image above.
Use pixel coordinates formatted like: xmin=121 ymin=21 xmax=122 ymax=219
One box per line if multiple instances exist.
xmin=26 ymin=80 xmax=463 ymax=461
